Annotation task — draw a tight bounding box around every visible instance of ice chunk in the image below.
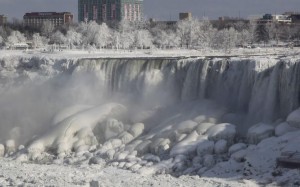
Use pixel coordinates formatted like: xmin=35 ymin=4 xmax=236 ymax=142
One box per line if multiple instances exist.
xmin=5 ymin=139 xmax=16 ymax=155
xmin=195 ymin=123 xmax=215 ymax=135
xmin=192 ymin=156 xmax=203 ymax=167
xmin=27 ymin=103 xmax=126 ymax=157
xmin=196 ymin=139 xmax=214 ymax=156
xmin=170 ymin=131 xmax=199 ymax=156
xmin=228 ymin=143 xmax=247 ymax=156
xmin=128 ymin=123 xmax=144 ymax=138
xmin=247 ymin=123 xmax=274 ymax=144
xmin=175 ymin=120 xmax=198 ymax=134
xmin=203 ymin=154 xmax=215 ymax=168
xmin=231 ymin=149 xmax=246 ymax=162
xmin=0 ymin=144 xmax=5 ymax=157
xmin=214 ymin=139 xmax=228 ymax=154
xmin=275 ymin=122 xmax=298 ymax=136
xmin=287 ymin=108 xmax=300 ymax=128
xmin=142 ymin=154 xmax=161 ymax=163
xmin=206 ymin=123 xmax=236 ymax=143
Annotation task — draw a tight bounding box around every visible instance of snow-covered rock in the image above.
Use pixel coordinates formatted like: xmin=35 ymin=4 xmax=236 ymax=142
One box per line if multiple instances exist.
xmin=203 ymin=154 xmax=215 ymax=168
xmin=206 ymin=123 xmax=236 ymax=143
xmin=103 ymin=119 xmax=124 ymax=140
xmin=128 ymin=123 xmax=144 ymax=138
xmin=5 ymin=139 xmax=16 ymax=155
xmin=142 ymin=154 xmax=161 ymax=163
xmin=27 ymin=103 xmax=126 ymax=157
xmin=231 ymin=149 xmax=246 ymax=162
xmin=0 ymin=144 xmax=5 ymax=157
xmin=228 ymin=143 xmax=247 ymax=156
xmin=196 ymin=140 xmax=214 ymax=156
xmin=175 ymin=120 xmax=198 ymax=134
xmin=195 ymin=123 xmax=215 ymax=135
xmin=275 ymin=122 xmax=298 ymax=136
xmin=170 ymin=131 xmax=200 ymax=156
xmin=247 ymin=123 xmax=274 ymax=144
xmin=214 ymin=139 xmax=228 ymax=154
xmin=287 ymin=108 xmax=300 ymax=128
xmin=192 ymin=156 xmax=203 ymax=167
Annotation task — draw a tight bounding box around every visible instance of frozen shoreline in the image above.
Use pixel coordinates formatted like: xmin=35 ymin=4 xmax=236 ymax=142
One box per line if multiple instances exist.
xmin=1 ymin=48 xmax=300 ymax=59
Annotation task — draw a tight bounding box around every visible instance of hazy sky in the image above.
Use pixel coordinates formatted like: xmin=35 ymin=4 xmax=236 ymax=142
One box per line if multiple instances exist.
xmin=0 ymin=0 xmax=300 ymax=21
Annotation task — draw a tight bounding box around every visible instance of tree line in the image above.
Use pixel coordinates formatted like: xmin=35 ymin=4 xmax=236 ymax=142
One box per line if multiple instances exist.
xmin=0 ymin=18 xmax=300 ymax=52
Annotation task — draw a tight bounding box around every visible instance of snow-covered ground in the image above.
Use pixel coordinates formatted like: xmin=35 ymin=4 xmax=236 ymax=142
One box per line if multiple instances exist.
xmin=0 ymin=158 xmax=260 ymax=187
xmin=0 ymin=50 xmax=300 ymax=187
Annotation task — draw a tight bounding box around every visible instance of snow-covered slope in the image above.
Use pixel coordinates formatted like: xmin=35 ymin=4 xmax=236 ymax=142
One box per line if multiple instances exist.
xmin=0 ymin=53 xmax=300 ymax=186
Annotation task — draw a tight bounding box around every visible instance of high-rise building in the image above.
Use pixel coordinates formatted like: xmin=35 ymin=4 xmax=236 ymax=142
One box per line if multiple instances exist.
xmin=0 ymin=15 xmax=7 ymax=26
xmin=23 ymin=12 xmax=73 ymax=28
xmin=78 ymin=0 xmax=143 ymax=23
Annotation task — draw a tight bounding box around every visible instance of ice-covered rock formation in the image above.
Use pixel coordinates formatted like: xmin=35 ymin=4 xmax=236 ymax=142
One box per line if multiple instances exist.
xmin=27 ymin=103 xmax=126 ymax=159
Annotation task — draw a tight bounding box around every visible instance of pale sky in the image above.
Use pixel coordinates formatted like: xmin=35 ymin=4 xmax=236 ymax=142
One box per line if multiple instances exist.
xmin=0 ymin=0 xmax=299 ymax=21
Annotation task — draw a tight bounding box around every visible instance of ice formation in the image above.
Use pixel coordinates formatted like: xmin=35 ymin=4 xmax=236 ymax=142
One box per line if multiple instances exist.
xmin=0 ymin=54 xmax=300 ymax=186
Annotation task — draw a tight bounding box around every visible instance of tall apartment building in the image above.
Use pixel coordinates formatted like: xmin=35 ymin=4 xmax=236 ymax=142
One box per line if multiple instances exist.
xmin=0 ymin=15 xmax=7 ymax=26
xmin=78 ymin=0 xmax=143 ymax=23
xmin=23 ymin=12 xmax=73 ymax=28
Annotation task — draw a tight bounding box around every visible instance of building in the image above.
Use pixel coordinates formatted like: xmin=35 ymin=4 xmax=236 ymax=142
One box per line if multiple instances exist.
xmin=284 ymin=12 xmax=300 ymax=23
xmin=78 ymin=0 xmax=143 ymax=23
xmin=179 ymin=12 xmax=192 ymax=21
xmin=272 ymin=14 xmax=292 ymax=24
xmin=23 ymin=12 xmax=73 ymax=28
xmin=0 ymin=15 xmax=7 ymax=26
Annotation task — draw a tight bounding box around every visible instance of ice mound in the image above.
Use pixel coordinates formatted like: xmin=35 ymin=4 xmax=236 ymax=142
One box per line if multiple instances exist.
xmin=27 ymin=103 xmax=127 ymax=159
xmin=286 ymin=108 xmax=300 ymax=128
xmin=206 ymin=123 xmax=236 ymax=143
xmin=247 ymin=123 xmax=274 ymax=144
xmin=275 ymin=122 xmax=298 ymax=136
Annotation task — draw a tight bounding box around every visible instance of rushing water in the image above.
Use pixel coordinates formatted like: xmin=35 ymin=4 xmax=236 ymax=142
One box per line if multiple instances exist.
xmin=74 ymin=57 xmax=300 ymax=127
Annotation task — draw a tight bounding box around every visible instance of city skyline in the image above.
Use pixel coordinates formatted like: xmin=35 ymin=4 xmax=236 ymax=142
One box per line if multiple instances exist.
xmin=0 ymin=0 xmax=300 ymax=22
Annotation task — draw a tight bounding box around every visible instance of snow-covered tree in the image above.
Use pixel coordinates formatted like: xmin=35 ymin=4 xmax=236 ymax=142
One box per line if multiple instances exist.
xmin=134 ymin=29 xmax=153 ymax=49
xmin=192 ymin=19 xmax=215 ymax=49
xmin=255 ymin=24 xmax=269 ymax=44
xmin=6 ymin=31 xmax=27 ymax=47
xmin=32 ymin=33 xmax=49 ymax=48
xmin=84 ymin=21 xmax=99 ymax=46
xmin=94 ymin=23 xmax=111 ymax=49
xmin=66 ymin=29 xmax=82 ymax=49
xmin=154 ymin=29 xmax=179 ymax=49
xmin=212 ymin=27 xmax=238 ymax=52
xmin=118 ymin=20 xmax=135 ymax=49
xmin=41 ymin=21 xmax=55 ymax=38
xmin=237 ymin=29 xmax=252 ymax=47
xmin=177 ymin=19 xmax=193 ymax=48
xmin=50 ymin=31 xmax=66 ymax=45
